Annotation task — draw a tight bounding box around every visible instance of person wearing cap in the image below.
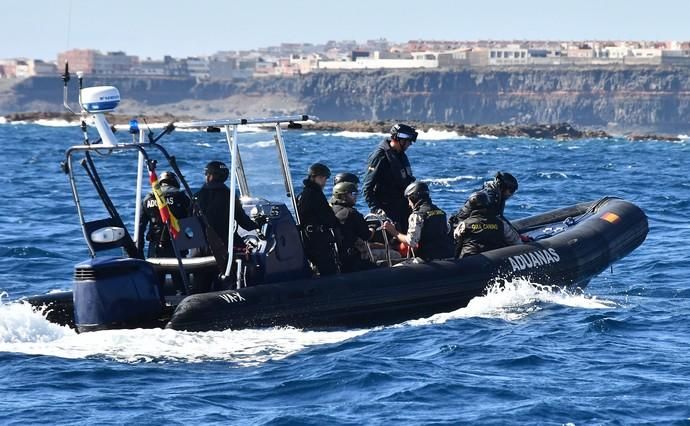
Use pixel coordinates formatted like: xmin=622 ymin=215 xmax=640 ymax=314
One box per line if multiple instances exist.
xmin=330 ymin=180 xmax=375 ymax=272
xmin=453 ymin=191 xmax=522 ymax=258
xmin=362 ymin=123 xmax=417 ymax=232
xmin=194 ymin=160 xmax=260 ymax=250
xmin=382 ymin=181 xmax=454 ymax=261
xmin=450 ymin=172 xmax=519 ymax=224
xmin=297 ymin=163 xmax=340 ymax=276
xmin=138 ymin=171 xmax=191 ymax=258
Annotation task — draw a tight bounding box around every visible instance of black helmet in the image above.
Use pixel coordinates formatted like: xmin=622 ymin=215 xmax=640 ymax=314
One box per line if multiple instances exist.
xmin=159 ymin=171 xmax=180 ymax=188
xmin=334 ymin=172 xmax=360 ymax=185
xmin=308 ymin=162 xmax=331 ymax=178
xmin=390 ymin=123 xmax=418 ymax=142
xmin=333 ymin=181 xmax=358 ymax=197
xmin=468 ymin=191 xmax=490 ymax=211
xmin=205 ymin=161 xmax=229 ymax=182
xmin=404 ymin=181 xmax=429 ymax=203
xmin=495 ymin=171 xmax=518 ymax=193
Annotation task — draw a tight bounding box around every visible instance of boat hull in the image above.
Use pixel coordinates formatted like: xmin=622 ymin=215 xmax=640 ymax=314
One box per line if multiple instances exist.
xmin=25 ymin=197 xmax=648 ymax=332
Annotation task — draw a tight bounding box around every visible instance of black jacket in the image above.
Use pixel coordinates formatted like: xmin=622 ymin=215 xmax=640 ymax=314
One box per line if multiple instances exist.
xmin=362 ymin=139 xmax=415 ymax=226
xmin=297 ymin=179 xmax=339 ymax=230
xmin=297 ymin=178 xmax=340 ymax=275
xmin=194 ymin=182 xmax=258 ymax=248
xmin=450 ymin=180 xmax=506 ymax=226
xmin=139 ymin=184 xmax=191 ymax=257
xmin=457 ymin=210 xmax=506 ymax=258
xmin=331 ymin=198 xmax=372 ymax=271
xmin=412 ymin=200 xmax=454 ymax=261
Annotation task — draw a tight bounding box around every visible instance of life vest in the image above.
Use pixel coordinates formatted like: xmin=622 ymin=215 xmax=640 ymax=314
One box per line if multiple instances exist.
xmin=459 ymin=213 xmax=505 ymax=258
xmin=415 ymin=201 xmax=454 ymax=261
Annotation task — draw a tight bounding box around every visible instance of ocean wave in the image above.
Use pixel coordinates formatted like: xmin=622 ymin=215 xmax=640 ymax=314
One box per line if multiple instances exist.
xmin=323 ymin=131 xmax=386 ymax=139
xmin=417 ymin=129 xmax=471 ymax=141
xmin=0 ymin=296 xmax=366 ymax=365
xmin=537 ymin=171 xmax=570 ymax=179
xmin=422 ymin=175 xmax=480 ymax=187
xmin=0 ymin=246 xmax=64 ymax=259
xmin=0 ymin=116 xmax=6 ymax=124
xmin=479 ymin=134 xmax=499 ymax=139
xmin=405 ymin=278 xmax=616 ymax=326
xmin=244 ymin=140 xmax=275 ymax=149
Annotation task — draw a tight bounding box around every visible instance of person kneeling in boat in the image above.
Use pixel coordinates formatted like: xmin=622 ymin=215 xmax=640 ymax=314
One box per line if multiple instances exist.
xmin=193 ymin=161 xmax=261 ymax=291
xmin=298 ymin=163 xmax=341 ymax=276
xmin=453 ymin=191 xmax=522 ymax=258
xmin=382 ymin=182 xmax=454 ymax=261
xmin=330 ymin=180 xmax=376 ymax=272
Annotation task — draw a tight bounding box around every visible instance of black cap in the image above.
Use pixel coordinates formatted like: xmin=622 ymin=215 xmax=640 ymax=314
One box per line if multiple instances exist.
xmin=404 ymin=181 xmax=429 ymax=202
xmin=495 ymin=172 xmax=518 ymax=193
xmin=391 ymin=123 xmax=418 ymax=142
xmin=334 ymin=172 xmax=360 ymax=185
xmin=159 ymin=171 xmax=180 ymax=188
xmin=308 ymin=162 xmax=331 ymax=178
xmin=205 ymin=161 xmax=229 ymax=182
xmin=468 ymin=191 xmax=490 ymax=211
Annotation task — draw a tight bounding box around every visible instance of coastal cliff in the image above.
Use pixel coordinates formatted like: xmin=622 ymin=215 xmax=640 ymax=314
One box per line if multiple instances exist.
xmin=3 ymin=67 xmax=690 ymax=133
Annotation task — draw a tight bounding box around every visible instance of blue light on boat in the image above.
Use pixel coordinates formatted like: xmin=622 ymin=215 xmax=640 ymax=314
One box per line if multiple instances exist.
xmin=129 ymin=119 xmax=139 ymax=134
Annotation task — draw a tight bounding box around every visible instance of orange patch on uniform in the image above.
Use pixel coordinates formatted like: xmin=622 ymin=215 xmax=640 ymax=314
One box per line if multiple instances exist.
xmin=600 ymin=212 xmax=620 ymax=223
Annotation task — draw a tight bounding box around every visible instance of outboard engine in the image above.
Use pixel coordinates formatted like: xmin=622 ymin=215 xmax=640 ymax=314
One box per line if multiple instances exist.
xmin=242 ymin=200 xmax=311 ymax=285
xmin=73 ymin=257 xmax=163 ymax=332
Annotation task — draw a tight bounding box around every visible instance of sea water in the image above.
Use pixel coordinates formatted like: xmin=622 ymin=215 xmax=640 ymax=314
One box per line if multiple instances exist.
xmin=0 ymin=123 xmax=688 ymax=424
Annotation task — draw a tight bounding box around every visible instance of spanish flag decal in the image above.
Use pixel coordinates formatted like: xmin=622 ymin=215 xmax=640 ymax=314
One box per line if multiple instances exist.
xmin=600 ymin=212 xmax=620 ymax=224
xmin=149 ymin=169 xmax=181 ymax=239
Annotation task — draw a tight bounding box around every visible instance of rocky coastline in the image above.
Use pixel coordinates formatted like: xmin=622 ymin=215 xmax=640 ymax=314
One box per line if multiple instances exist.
xmin=2 ymin=112 xmax=683 ymax=142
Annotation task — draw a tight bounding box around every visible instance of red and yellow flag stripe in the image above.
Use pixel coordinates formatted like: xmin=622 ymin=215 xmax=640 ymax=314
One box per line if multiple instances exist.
xmin=149 ymin=169 xmax=181 ymax=239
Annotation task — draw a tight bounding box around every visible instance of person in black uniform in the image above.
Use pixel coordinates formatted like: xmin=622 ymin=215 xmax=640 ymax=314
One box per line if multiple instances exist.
xmin=330 ymin=181 xmax=375 ymax=272
xmin=138 ymin=171 xmax=191 ymax=258
xmin=193 ymin=161 xmax=261 ymax=292
xmin=450 ymin=171 xmax=519 ymax=225
xmin=362 ymin=123 xmax=417 ymax=232
xmin=382 ymin=182 xmax=454 ymax=261
xmin=297 ymin=163 xmax=340 ymax=276
xmin=194 ymin=161 xmax=260 ymax=250
xmin=453 ymin=191 xmax=522 ymax=258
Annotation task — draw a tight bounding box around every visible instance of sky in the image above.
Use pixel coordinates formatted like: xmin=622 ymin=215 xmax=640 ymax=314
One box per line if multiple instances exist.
xmin=1 ymin=0 xmax=688 ymax=60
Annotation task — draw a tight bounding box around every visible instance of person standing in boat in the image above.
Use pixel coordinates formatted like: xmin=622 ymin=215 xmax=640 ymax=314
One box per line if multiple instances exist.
xmin=138 ymin=171 xmax=191 ymax=258
xmin=194 ymin=161 xmax=260 ymax=250
xmin=362 ymin=123 xmax=417 ymax=232
xmin=382 ymin=181 xmax=454 ymax=261
xmin=193 ymin=161 xmax=261 ymax=292
xmin=453 ymin=191 xmax=522 ymax=258
xmin=297 ymin=163 xmax=340 ymax=276
xmin=330 ymin=180 xmax=376 ymax=272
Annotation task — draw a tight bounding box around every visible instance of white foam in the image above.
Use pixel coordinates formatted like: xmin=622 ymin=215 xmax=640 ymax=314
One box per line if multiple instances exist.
xmin=405 ymin=278 xmax=616 ymax=326
xmin=479 ymin=134 xmax=499 ymax=139
xmin=537 ymin=171 xmax=570 ymax=179
xmin=417 ymin=128 xmax=470 ymax=141
xmin=678 ymin=134 xmax=689 ymax=140
xmin=0 ymin=116 xmax=7 ymax=124
xmin=422 ymin=175 xmax=479 ymax=187
xmin=33 ymin=119 xmax=79 ymax=128
xmin=244 ymin=140 xmax=274 ymax=149
xmin=0 ymin=296 xmax=365 ymax=365
xmin=324 ymin=131 xmax=386 ymax=139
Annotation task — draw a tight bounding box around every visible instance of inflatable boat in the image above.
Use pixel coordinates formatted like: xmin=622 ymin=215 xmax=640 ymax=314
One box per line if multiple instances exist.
xmin=24 ymin=74 xmax=649 ymax=332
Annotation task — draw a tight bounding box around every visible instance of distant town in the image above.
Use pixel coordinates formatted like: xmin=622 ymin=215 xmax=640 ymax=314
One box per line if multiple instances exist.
xmin=1 ymin=39 xmax=690 ymax=80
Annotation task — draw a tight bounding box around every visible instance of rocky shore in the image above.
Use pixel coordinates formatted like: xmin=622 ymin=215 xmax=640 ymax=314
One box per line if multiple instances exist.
xmin=3 ymin=112 xmax=684 ymax=141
